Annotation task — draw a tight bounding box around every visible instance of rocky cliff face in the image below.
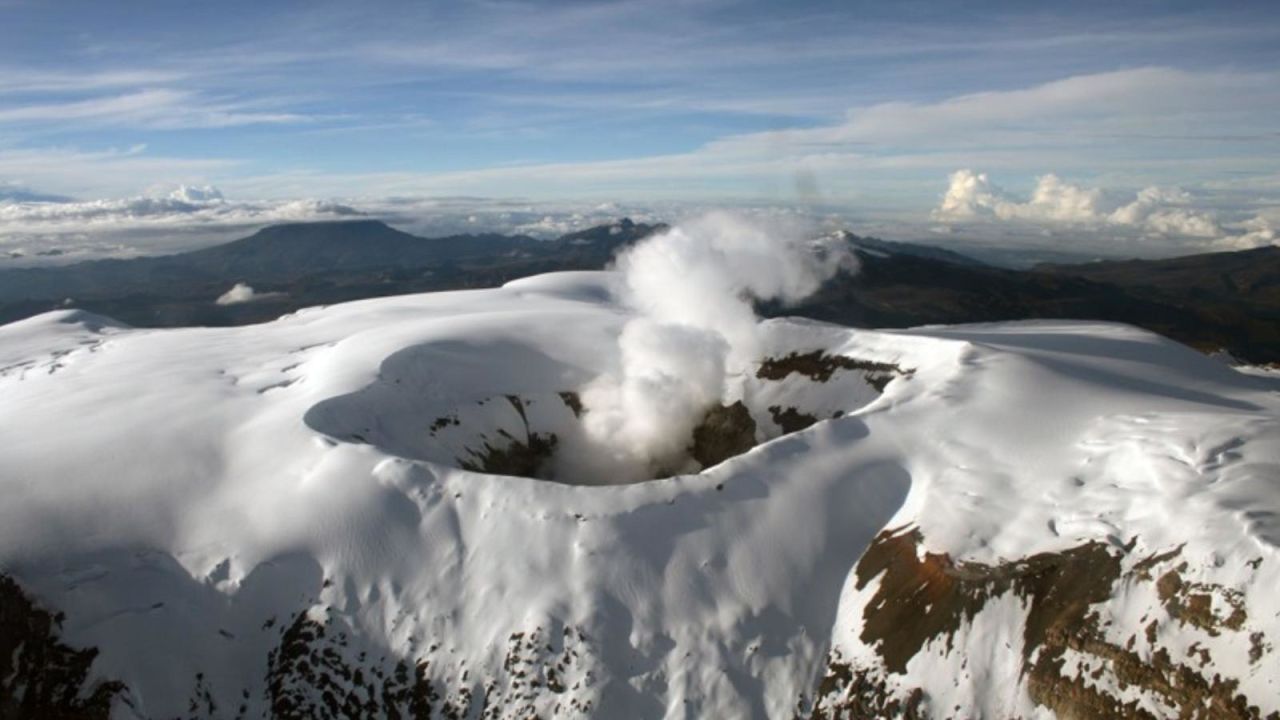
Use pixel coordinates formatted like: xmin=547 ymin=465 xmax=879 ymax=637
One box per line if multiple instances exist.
xmin=808 ymin=528 xmax=1277 ymax=719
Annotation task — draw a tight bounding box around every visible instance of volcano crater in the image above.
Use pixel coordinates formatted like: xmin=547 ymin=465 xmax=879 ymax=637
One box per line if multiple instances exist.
xmin=307 ymin=343 xmax=910 ymax=486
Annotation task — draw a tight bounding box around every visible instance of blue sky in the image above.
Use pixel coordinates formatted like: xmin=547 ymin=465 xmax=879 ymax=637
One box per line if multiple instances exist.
xmin=1 ymin=0 xmax=1279 ymax=256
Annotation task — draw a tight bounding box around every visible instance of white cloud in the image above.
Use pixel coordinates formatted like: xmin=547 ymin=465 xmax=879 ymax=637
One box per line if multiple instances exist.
xmin=936 ymin=170 xmax=1104 ymax=223
xmin=0 ymin=186 xmax=359 ymax=229
xmin=1109 ymin=187 xmax=1221 ymax=238
xmin=1220 ymin=216 xmax=1278 ymax=250
xmin=0 ymin=185 xmax=366 ymax=264
xmin=0 ymin=146 xmax=236 ymax=199
xmin=360 ymin=196 xmax=828 ymax=241
xmin=0 ymin=66 xmax=1274 ymax=228
xmin=931 ymin=169 xmax=1280 ymax=250
xmin=216 ymin=283 xmax=258 ymax=305
xmin=187 ymin=67 xmax=1280 ymax=217
xmin=0 ymin=89 xmax=308 ymax=129
xmin=0 ymin=181 xmax=72 ymax=203
xmin=1025 ymin=175 xmax=1104 ymax=223
xmin=215 ymin=282 xmax=285 ymax=305
xmin=936 ymin=169 xmax=1006 ymax=218
xmin=706 ymin=67 xmax=1280 ymax=157
xmin=167 ymin=185 xmax=225 ymax=204
xmin=0 ymin=69 xmax=186 ymax=94
xmin=0 ymin=188 xmax=840 ymax=266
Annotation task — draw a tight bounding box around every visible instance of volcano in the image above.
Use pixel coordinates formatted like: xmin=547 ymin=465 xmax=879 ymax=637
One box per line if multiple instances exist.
xmin=0 ymin=271 xmax=1278 ymax=718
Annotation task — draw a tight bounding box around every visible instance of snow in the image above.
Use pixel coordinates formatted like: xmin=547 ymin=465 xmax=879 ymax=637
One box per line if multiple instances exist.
xmin=1 ymin=271 xmax=1278 ymax=717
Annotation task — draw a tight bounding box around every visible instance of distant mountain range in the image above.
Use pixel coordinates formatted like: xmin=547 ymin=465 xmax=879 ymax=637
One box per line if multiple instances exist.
xmin=1 ymin=218 xmax=1277 ymax=363
xmin=0 ymin=219 xmax=585 ymax=301
xmin=0 ymin=219 xmax=663 ymax=327
xmin=0 ymin=186 xmax=73 ymax=203
xmin=783 ymin=240 xmax=1280 ymax=363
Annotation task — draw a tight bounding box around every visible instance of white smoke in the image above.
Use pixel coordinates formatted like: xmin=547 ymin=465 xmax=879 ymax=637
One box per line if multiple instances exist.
xmin=556 ymin=211 xmax=855 ymax=484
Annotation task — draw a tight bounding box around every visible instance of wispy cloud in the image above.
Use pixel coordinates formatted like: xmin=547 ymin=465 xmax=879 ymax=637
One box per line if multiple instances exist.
xmin=0 ymin=1 xmax=1277 ymax=258
xmin=0 ymin=89 xmax=309 ymax=129
xmin=4 ymin=65 xmax=1277 ymax=204
xmin=194 ymin=67 xmax=1278 ymax=204
xmin=704 ymin=67 xmax=1280 ymax=155
xmin=0 ymin=68 xmax=187 ymax=94
xmin=0 ymin=145 xmax=236 ymax=198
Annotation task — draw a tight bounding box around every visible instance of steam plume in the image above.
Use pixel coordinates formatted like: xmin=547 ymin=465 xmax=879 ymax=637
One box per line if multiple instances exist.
xmin=558 ymin=211 xmax=854 ymax=484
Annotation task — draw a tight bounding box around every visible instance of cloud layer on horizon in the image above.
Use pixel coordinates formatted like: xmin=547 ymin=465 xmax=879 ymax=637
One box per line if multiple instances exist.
xmin=0 ymin=186 xmax=365 ymax=263
xmin=1 ymin=172 xmax=1274 ymax=270
xmin=0 ymin=185 xmax=866 ymax=265
xmin=933 ymin=170 xmax=1277 ymax=250
xmin=0 ymin=185 xmax=360 ymax=231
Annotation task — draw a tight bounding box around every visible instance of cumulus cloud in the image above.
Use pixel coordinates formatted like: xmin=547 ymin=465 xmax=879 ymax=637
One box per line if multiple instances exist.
xmin=930 ymin=170 xmax=1278 ymax=248
xmin=1027 ymin=175 xmax=1104 ymax=223
xmin=937 ymin=170 xmax=1105 ymax=223
xmin=1108 ymin=187 xmax=1221 ymax=238
xmin=936 ymin=170 xmax=1006 ymax=219
xmin=1220 ymin=216 xmax=1278 ymax=250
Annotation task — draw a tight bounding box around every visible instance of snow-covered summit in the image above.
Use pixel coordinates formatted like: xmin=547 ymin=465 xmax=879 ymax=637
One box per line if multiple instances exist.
xmin=1 ymin=271 xmax=1277 ymax=718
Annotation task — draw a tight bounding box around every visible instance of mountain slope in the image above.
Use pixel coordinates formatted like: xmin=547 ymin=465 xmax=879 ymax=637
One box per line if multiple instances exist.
xmin=1038 ymin=246 xmax=1280 ymax=363
xmin=0 ymin=220 xmax=544 ymax=302
xmin=784 ymin=245 xmax=1280 ymax=363
xmin=2 ymin=220 xmax=1278 ymax=365
xmin=841 ymin=231 xmax=986 ymax=267
xmin=1038 ymin=245 xmax=1280 ymax=302
xmin=178 ymin=219 xmax=538 ymax=277
xmin=0 ymin=272 xmax=1277 ymax=718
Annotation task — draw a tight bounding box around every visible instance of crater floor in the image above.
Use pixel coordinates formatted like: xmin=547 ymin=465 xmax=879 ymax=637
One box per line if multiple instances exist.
xmin=307 ymin=345 xmax=909 ymax=485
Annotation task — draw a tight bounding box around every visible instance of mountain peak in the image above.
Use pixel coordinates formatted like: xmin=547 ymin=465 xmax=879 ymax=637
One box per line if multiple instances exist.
xmin=245 ymin=218 xmax=401 ymax=240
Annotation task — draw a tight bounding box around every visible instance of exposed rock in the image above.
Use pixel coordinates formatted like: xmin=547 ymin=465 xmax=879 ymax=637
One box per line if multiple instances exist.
xmin=806 ymin=655 xmax=927 ymax=720
xmin=768 ymin=405 xmax=820 ymax=434
xmin=557 ymin=392 xmax=583 ymax=418
xmin=0 ymin=574 xmax=126 ymax=719
xmin=428 ymin=414 xmax=459 ymax=435
xmin=458 ymin=432 xmax=558 ymax=479
xmin=265 ymin=609 xmax=595 ymax=720
xmin=756 ymin=350 xmax=909 ymax=391
xmin=457 ymin=395 xmax=559 ymax=478
xmin=1156 ymin=561 xmax=1248 ymax=636
xmin=267 ymin=610 xmax=439 ymax=720
xmin=808 ymin=527 xmax=1276 ymax=719
xmin=689 ymin=400 xmax=757 ymax=469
